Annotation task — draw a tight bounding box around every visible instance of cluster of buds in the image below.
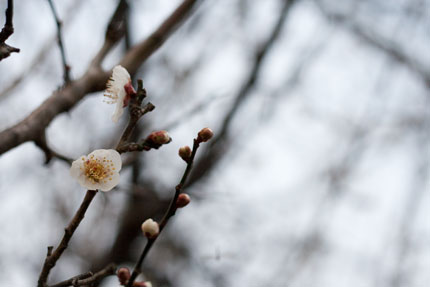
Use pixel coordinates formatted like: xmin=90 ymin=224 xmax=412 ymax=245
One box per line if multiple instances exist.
xmin=117 ymin=267 xmax=151 ymax=287
xmin=141 ymin=219 xmax=160 ymax=239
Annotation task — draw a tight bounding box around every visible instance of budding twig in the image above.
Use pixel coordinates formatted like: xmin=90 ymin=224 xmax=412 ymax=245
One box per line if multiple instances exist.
xmin=116 ymin=80 xmax=155 ymax=150
xmin=126 ymin=129 xmax=212 ymax=287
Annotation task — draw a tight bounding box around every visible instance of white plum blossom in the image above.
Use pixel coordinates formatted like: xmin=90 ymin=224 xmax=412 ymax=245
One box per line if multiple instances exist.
xmin=70 ymin=149 xmax=122 ymax=192
xmin=141 ymin=218 xmax=159 ymax=238
xmin=104 ymin=65 xmax=131 ymax=123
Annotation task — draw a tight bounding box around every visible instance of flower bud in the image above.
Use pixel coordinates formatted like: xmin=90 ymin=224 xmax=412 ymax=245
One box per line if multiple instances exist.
xmin=133 ymin=282 xmax=152 ymax=287
xmin=197 ymin=127 xmax=213 ymax=142
xmin=124 ymin=82 xmax=136 ymax=97
xmin=141 ymin=219 xmax=159 ymax=239
xmin=146 ymin=130 xmax=171 ymax=145
xmin=176 ymin=193 xmax=191 ymax=208
xmin=117 ymin=267 xmax=130 ymax=285
xmin=178 ymin=146 xmax=192 ymax=162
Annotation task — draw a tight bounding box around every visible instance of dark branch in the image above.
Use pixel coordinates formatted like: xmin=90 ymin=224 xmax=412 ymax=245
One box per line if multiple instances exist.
xmin=0 ymin=0 xmax=14 ymax=42
xmin=0 ymin=0 xmax=19 ymax=61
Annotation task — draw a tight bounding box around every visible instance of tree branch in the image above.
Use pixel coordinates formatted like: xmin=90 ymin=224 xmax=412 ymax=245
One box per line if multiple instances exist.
xmin=37 ymin=190 xmax=98 ymax=287
xmin=0 ymin=0 xmax=200 ymax=156
xmin=92 ymin=0 xmax=296 ymax=275
xmin=48 ymin=263 xmax=116 ymax=287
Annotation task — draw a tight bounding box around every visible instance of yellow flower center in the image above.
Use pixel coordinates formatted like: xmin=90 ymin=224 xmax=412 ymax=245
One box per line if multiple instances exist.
xmin=81 ymin=155 xmax=115 ymax=183
xmin=85 ymin=160 xmax=106 ymax=182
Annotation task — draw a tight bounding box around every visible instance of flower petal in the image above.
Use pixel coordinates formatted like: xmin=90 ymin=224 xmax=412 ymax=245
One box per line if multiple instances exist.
xmin=98 ymin=172 xmax=120 ymax=192
xmin=70 ymin=156 xmax=85 ymax=179
xmin=104 ymin=149 xmax=122 ymax=171
xmin=81 ymin=177 xmax=102 ymax=191
xmin=112 ymin=65 xmax=130 ymax=83
xmin=112 ymin=99 xmax=124 ymax=123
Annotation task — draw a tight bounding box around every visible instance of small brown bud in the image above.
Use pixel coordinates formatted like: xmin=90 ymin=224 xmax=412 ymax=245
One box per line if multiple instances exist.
xmin=178 ymin=146 xmax=192 ymax=162
xmin=133 ymin=282 xmax=152 ymax=287
xmin=176 ymin=193 xmax=191 ymax=208
xmin=117 ymin=267 xmax=130 ymax=285
xmin=141 ymin=219 xmax=159 ymax=239
xmin=146 ymin=130 xmax=171 ymax=145
xmin=197 ymin=127 xmax=213 ymax=142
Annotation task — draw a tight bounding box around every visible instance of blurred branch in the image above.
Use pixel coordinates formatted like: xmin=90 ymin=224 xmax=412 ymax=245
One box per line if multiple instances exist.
xmin=0 ymin=0 xmax=19 ymax=61
xmin=315 ymin=0 xmax=430 ymax=87
xmin=46 ymin=0 xmax=71 ymax=83
xmin=188 ymin=0 xmax=297 ymax=185
xmin=0 ymin=0 xmax=200 ymax=156
xmin=38 ymin=190 xmax=98 ymax=287
xmin=95 ymin=0 xmax=297 ymax=279
xmin=389 ymin=133 xmax=429 ymax=287
xmin=34 ymin=131 xmax=73 ymax=165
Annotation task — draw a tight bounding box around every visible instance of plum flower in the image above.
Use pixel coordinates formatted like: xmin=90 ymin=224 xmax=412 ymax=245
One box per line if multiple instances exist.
xmin=104 ymin=65 xmax=131 ymax=123
xmin=70 ymin=149 xmax=122 ymax=191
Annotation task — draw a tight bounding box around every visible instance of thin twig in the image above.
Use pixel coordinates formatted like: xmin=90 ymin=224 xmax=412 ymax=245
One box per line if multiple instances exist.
xmin=48 ymin=263 xmax=116 ymax=287
xmin=126 ymin=137 xmax=203 ymax=287
xmin=116 ymin=81 xmax=153 ymax=150
xmin=46 ymin=0 xmax=71 ymax=83
xmin=37 ymin=190 xmax=98 ymax=287
xmin=48 ymin=272 xmax=93 ymax=287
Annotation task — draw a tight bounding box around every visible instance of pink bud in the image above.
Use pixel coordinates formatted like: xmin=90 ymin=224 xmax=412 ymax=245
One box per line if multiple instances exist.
xmin=124 ymin=82 xmax=136 ymax=96
xmin=117 ymin=267 xmax=130 ymax=285
xmin=197 ymin=127 xmax=213 ymax=142
xmin=147 ymin=130 xmax=171 ymax=145
xmin=176 ymin=193 xmax=191 ymax=208
xmin=178 ymin=146 xmax=192 ymax=161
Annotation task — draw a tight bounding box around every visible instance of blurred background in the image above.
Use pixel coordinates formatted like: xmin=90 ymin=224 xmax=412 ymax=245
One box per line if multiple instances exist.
xmin=0 ymin=0 xmax=429 ymax=286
